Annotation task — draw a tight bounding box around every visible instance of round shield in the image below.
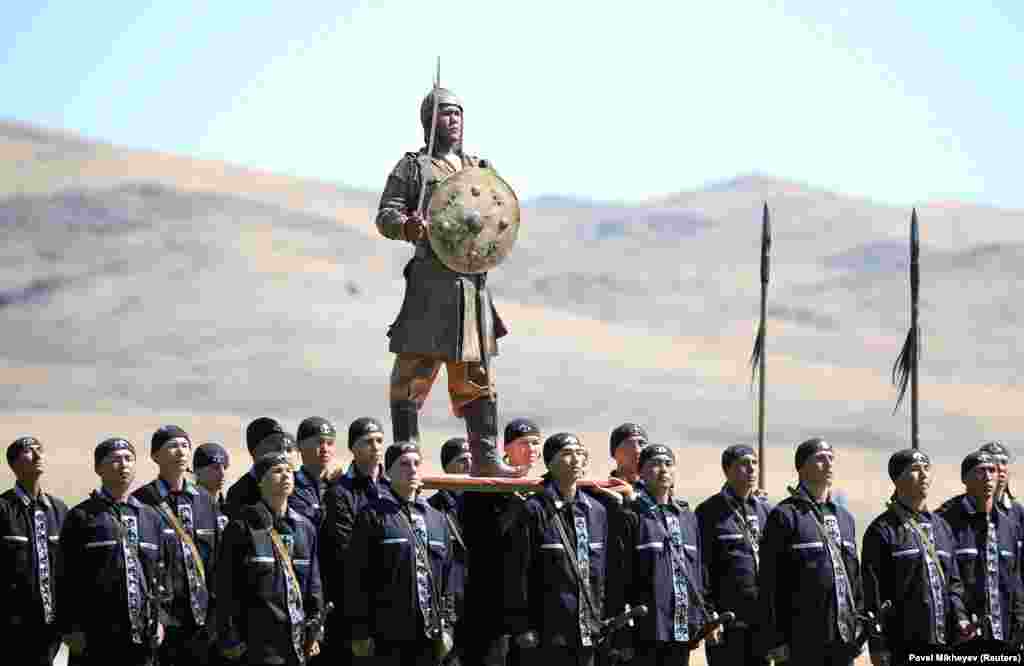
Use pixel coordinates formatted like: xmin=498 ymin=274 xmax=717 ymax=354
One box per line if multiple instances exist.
xmin=427 ymin=166 xmax=520 ymax=274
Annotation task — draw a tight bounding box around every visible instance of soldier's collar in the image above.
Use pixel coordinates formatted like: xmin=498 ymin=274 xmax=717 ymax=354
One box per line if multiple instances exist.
xmin=889 ymin=495 xmax=931 ymax=518
xmin=14 ymin=482 xmax=48 ymax=508
xmin=791 ymin=482 xmax=834 ymax=508
xmin=157 ymin=476 xmax=198 ymax=498
xmin=722 ymin=483 xmax=758 ymax=507
xmin=635 ymin=482 xmax=680 ymax=514
xmin=543 ymin=479 xmax=591 ymax=511
xmin=95 ymin=487 xmax=142 ymax=509
xmin=345 ymin=462 xmax=388 ymax=484
xmin=962 ymin=493 xmax=999 ymax=519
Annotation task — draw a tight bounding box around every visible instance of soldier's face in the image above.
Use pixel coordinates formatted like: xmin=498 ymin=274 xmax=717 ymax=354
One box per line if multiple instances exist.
xmin=896 ymin=462 xmax=931 ymax=500
xmin=97 ymin=450 xmax=136 ymax=490
xmin=10 ymin=441 xmax=45 ymax=480
xmin=506 ymin=435 xmax=542 ymax=468
xmin=301 ymin=436 xmax=336 ymax=468
xmin=726 ymin=455 xmax=759 ymax=489
xmin=435 ymin=105 xmax=462 ymax=145
xmin=800 ymin=450 xmax=835 ymax=486
xmin=353 ymin=432 xmax=386 ymax=469
xmin=196 ymin=463 xmax=227 ymax=495
xmin=444 ymin=453 xmax=472 ymax=475
xmin=640 ymin=457 xmax=675 ymax=493
xmin=390 ymin=452 xmax=423 ymax=494
xmin=152 ymin=437 xmax=191 ymax=475
xmin=613 ymin=436 xmax=646 ymax=475
xmin=260 ymin=463 xmax=294 ymax=500
xmin=965 ymin=464 xmax=997 ymax=499
xmin=549 ymin=445 xmax=588 ymax=484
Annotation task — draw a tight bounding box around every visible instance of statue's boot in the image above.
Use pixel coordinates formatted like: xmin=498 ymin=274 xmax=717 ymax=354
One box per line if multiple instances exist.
xmin=391 ymin=399 xmax=421 ymax=444
xmin=463 ymin=398 xmax=521 ymax=478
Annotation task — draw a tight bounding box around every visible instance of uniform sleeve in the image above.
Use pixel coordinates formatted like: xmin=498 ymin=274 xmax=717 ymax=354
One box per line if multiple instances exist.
xmin=695 ymin=512 xmax=715 ymax=619
xmin=613 ymin=507 xmax=638 ymax=651
xmin=941 ymin=521 xmax=969 ymax=629
xmin=57 ymin=508 xmax=84 ymax=634
xmin=1011 ymin=520 xmax=1024 ymax=637
xmin=214 ymin=520 xmax=249 ymax=647
xmin=343 ymin=506 xmax=377 ymax=641
xmin=303 ymin=524 xmax=325 ymax=624
xmin=502 ymin=502 xmax=535 ymax=637
xmin=860 ymin=521 xmax=889 ymax=656
xmin=694 ymin=502 xmax=719 ymax=618
xmin=321 ymin=484 xmax=355 ymax=605
xmin=376 ymin=157 xmax=418 ymax=241
xmin=602 ymin=500 xmax=629 ymax=621
xmin=848 ymin=514 xmax=864 ymax=616
xmin=755 ymin=506 xmax=791 ymax=655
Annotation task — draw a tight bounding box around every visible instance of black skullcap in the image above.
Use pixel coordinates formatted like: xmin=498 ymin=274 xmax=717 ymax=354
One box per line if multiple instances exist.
xmin=151 ymin=425 xmax=190 ymax=456
xmin=962 ymin=451 xmax=997 ymax=481
xmin=610 ymin=423 xmax=648 ymax=457
xmin=246 ymin=417 xmax=284 ymax=454
xmin=253 ymin=451 xmax=292 ymax=483
xmin=386 ymin=441 xmax=421 ymax=472
xmin=255 ymin=432 xmax=296 ymax=454
xmin=795 ymin=437 xmax=833 ymax=470
xmin=888 ymin=448 xmax=930 ymax=482
xmin=722 ymin=444 xmax=756 ymax=471
xmin=348 ymin=417 xmax=384 ymax=449
xmin=544 ymin=432 xmax=583 ymax=466
xmin=95 ymin=437 xmax=136 ymax=466
xmin=297 ymin=417 xmax=337 ymax=448
xmin=979 ymin=441 xmax=1011 ymax=464
xmin=194 ymin=442 xmax=229 ymax=470
xmin=504 ymin=418 xmax=541 ymax=445
xmin=639 ymin=444 xmax=675 ymax=469
xmin=440 ymin=437 xmax=470 ymax=470
xmin=6 ymin=436 xmax=40 ymax=467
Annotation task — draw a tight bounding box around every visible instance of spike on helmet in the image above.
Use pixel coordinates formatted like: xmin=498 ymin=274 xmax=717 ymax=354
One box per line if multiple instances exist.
xmin=420 ymin=87 xmax=463 ymax=139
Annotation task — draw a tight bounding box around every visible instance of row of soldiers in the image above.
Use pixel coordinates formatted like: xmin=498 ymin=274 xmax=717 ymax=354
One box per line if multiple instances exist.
xmin=3 ymin=417 xmax=1024 ymax=666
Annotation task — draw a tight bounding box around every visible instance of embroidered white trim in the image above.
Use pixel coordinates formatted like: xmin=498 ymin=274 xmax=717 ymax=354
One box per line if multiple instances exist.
xmin=196 ymin=528 xmax=216 ymax=536
xmin=248 ymin=556 xmax=275 ymax=564
xmin=294 ymin=559 xmax=311 ymax=566
xmin=843 ymin=541 xmax=857 ymax=550
xmin=937 ymin=550 xmax=951 ymax=558
xmin=139 ymin=542 xmax=158 ymax=552
xmin=162 ymin=528 xmax=175 ymax=535
xmin=717 ymin=534 xmax=745 ymax=541
xmin=683 ymin=543 xmax=697 ymax=552
xmin=84 ymin=540 xmax=119 ymax=549
xmin=48 ymin=536 xmax=59 ymax=543
xmin=792 ymin=541 xmax=824 ymax=551
xmin=380 ymin=537 xmax=408 ymax=545
xmin=2 ymin=535 xmax=29 ymax=543
xmin=955 ymin=548 xmax=979 ymax=556
xmin=540 ymin=543 xmax=565 ymax=550
xmin=636 ymin=542 xmax=664 ymax=551
xmin=1001 ymin=550 xmax=1013 ymax=557
xmin=893 ymin=548 xmax=920 ymax=558
xmin=589 ymin=542 xmax=604 ymax=550
xmin=428 ymin=540 xmax=446 ymax=548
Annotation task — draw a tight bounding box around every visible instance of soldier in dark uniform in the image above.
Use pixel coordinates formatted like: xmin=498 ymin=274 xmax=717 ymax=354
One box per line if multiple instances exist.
xmin=59 ymin=438 xmax=171 ymax=666
xmin=503 ymin=433 xmax=615 ymax=666
xmin=345 ymin=442 xmax=456 ymax=664
xmin=377 ymin=85 xmax=520 ymax=478
xmin=937 ymin=451 xmax=1024 ymax=647
xmin=224 ymin=418 xmax=296 ymax=521
xmin=757 ymin=438 xmax=863 ymax=666
xmin=292 ymin=417 xmax=338 ymax=529
xmin=428 ymin=436 xmax=471 ymax=654
xmin=194 ymin=442 xmax=231 ymax=533
xmin=695 ymin=444 xmax=772 ymax=666
xmin=862 ymin=449 xmax=972 ymax=665
xmin=607 ymin=423 xmax=648 ymax=485
xmin=0 ymin=436 xmax=68 ymax=665
xmin=978 ymin=441 xmax=1024 ymax=550
xmin=319 ymin=417 xmax=390 ymax=663
xmin=460 ymin=417 xmax=544 ymax=666
xmin=215 ymin=451 xmax=325 ymax=666
xmin=132 ymin=425 xmax=221 ymax=665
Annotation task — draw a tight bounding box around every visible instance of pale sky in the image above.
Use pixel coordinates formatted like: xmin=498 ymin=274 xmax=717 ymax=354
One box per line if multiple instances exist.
xmin=3 ymin=1 xmax=1021 ymax=207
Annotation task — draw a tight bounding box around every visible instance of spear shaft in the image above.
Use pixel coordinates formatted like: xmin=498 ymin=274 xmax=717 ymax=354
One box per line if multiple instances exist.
xmin=910 ymin=210 xmax=920 ymax=449
xmin=758 ymin=203 xmax=770 ymax=488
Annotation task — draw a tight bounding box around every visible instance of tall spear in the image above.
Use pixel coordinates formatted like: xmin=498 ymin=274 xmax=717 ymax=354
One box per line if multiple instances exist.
xmin=892 ymin=208 xmax=920 ymax=449
xmin=750 ymin=202 xmax=771 ymax=490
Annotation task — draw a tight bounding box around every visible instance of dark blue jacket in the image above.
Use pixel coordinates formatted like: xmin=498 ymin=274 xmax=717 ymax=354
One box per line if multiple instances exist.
xmin=756 ymin=485 xmax=863 ymax=657
xmin=319 ymin=463 xmax=390 ymax=623
xmin=344 ymin=490 xmax=453 ymax=642
xmin=428 ymin=489 xmax=468 ymax=620
xmin=0 ymin=485 xmax=68 ymax=632
xmin=58 ymin=490 xmax=171 ymax=640
xmin=132 ymin=478 xmax=220 ymax=628
xmin=503 ymin=480 xmax=612 ymax=647
xmin=695 ymin=485 xmax=773 ymax=628
xmin=215 ymin=501 xmax=324 ymax=665
xmin=290 ymin=467 xmax=325 ymax=529
xmin=862 ymin=502 xmax=969 ymax=653
xmin=622 ymin=489 xmax=709 ymax=646
xmin=938 ymin=494 xmax=1024 ymax=642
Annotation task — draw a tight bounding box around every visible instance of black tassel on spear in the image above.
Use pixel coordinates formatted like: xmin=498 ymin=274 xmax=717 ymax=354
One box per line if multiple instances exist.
xmin=892 ymin=208 xmax=920 ymax=449
xmin=750 ymin=202 xmax=771 ymax=489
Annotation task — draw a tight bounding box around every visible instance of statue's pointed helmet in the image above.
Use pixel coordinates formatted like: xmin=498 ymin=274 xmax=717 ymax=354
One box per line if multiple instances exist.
xmin=420 ymin=87 xmax=463 ymax=141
